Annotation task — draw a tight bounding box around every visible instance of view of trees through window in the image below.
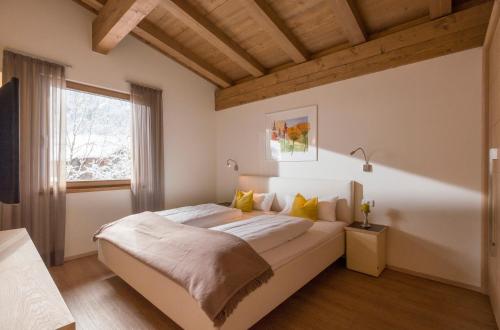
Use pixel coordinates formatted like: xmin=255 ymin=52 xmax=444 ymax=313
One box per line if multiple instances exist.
xmin=66 ymin=88 xmax=131 ymax=181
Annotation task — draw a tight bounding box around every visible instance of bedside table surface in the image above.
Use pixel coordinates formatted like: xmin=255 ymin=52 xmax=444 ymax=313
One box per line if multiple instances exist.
xmin=346 ymin=222 xmax=387 ymax=233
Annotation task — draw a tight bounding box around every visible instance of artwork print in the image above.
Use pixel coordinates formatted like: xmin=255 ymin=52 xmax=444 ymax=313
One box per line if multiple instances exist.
xmin=265 ymin=105 xmax=317 ymax=161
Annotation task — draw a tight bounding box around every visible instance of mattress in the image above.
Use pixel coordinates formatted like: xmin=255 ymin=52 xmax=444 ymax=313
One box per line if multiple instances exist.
xmin=261 ymin=220 xmax=347 ymax=269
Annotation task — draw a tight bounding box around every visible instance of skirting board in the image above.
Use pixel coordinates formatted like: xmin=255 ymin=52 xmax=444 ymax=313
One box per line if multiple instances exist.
xmin=387 ymin=265 xmax=485 ymax=294
xmin=64 ymin=251 xmax=98 ymax=262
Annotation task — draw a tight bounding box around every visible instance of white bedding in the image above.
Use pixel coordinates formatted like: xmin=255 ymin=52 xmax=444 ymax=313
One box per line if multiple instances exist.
xmin=261 ymin=220 xmax=347 ymax=269
xmin=211 ymin=215 xmax=313 ymax=254
xmin=239 ymin=210 xmax=277 ymax=220
xmin=155 ymin=203 xmax=242 ymax=228
xmin=155 ymin=205 xmax=346 ymax=269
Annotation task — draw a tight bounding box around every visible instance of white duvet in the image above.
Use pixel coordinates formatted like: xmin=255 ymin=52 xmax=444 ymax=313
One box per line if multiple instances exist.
xmin=155 ymin=203 xmax=242 ymax=228
xmin=211 ymin=215 xmax=313 ymax=254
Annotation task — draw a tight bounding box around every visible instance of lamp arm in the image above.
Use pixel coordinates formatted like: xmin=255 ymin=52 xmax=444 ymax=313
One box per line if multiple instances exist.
xmin=360 ymin=148 xmax=369 ymax=164
xmin=351 ymin=147 xmax=369 ymax=163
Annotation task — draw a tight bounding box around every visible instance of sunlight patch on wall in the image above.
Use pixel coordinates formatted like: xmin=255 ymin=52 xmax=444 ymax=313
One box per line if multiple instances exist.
xmin=276 ymin=148 xmax=483 ymax=286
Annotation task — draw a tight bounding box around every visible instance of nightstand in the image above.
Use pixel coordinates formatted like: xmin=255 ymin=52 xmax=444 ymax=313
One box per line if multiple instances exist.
xmin=345 ymin=222 xmax=388 ymax=277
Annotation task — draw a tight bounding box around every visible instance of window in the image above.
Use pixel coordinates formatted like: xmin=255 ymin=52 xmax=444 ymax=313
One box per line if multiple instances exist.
xmin=65 ymin=81 xmax=132 ymax=192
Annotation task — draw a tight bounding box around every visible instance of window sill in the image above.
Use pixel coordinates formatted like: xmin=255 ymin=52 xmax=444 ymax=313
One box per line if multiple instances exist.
xmin=66 ymin=180 xmax=131 ymax=193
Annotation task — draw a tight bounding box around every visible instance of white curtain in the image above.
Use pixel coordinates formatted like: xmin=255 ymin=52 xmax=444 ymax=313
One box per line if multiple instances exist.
xmin=0 ymin=50 xmax=66 ymax=266
xmin=131 ymin=83 xmax=164 ymax=212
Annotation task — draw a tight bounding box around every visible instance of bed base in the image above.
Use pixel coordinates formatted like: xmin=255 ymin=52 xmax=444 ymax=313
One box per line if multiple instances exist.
xmin=98 ymin=232 xmax=345 ymax=330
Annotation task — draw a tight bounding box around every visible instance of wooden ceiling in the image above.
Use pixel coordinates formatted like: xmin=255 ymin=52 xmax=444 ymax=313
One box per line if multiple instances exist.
xmin=74 ymin=0 xmax=493 ymax=110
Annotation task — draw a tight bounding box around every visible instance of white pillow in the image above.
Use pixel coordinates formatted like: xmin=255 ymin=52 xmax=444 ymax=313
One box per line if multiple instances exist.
xmin=317 ymin=196 xmax=338 ymax=222
xmin=230 ymin=191 xmax=275 ymax=212
xmin=253 ymin=192 xmax=275 ymax=212
xmin=279 ymin=194 xmax=338 ymax=221
xmin=279 ymin=194 xmax=294 ymax=215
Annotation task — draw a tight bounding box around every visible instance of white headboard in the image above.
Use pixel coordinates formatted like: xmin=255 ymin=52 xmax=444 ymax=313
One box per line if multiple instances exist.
xmin=237 ymin=175 xmax=360 ymax=223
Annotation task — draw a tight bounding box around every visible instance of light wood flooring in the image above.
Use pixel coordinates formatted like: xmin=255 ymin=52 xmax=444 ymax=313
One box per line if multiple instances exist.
xmin=49 ymin=255 xmax=497 ymax=330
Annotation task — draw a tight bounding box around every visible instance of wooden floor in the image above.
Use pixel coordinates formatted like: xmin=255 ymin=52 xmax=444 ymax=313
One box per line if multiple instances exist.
xmin=50 ymin=255 xmax=497 ymax=330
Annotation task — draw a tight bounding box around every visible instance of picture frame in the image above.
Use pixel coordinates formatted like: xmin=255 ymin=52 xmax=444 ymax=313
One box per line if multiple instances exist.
xmin=265 ymin=105 xmax=318 ymax=161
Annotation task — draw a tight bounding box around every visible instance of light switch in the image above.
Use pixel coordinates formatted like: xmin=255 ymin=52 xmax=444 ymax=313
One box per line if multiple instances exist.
xmin=490 ymin=148 xmax=498 ymax=160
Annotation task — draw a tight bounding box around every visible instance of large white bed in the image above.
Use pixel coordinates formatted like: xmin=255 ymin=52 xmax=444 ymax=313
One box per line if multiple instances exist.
xmin=97 ymin=176 xmax=360 ymax=329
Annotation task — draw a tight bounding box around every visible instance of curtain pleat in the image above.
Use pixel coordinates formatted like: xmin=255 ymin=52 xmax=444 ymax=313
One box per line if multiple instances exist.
xmin=131 ymin=83 xmax=164 ymax=213
xmin=0 ymin=50 xmax=66 ymax=266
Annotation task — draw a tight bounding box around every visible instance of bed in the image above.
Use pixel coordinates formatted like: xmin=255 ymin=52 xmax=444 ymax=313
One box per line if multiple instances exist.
xmin=97 ymin=176 xmax=361 ymax=329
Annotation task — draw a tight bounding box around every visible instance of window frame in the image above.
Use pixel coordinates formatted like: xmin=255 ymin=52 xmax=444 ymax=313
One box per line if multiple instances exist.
xmin=65 ymin=80 xmax=132 ymax=194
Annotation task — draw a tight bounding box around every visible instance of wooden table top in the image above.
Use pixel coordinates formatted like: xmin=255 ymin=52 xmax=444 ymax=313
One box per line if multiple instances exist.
xmin=0 ymin=228 xmax=75 ymax=330
xmin=345 ymin=221 xmax=388 ymax=234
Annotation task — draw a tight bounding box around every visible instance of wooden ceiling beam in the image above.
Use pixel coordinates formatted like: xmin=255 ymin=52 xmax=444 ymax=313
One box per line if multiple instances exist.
xmin=215 ymin=2 xmax=492 ymax=110
xmin=329 ymin=0 xmax=366 ymax=45
xmin=158 ymin=0 xmax=266 ymax=77
xmin=430 ymin=0 xmax=453 ymax=19
xmin=92 ymin=0 xmax=159 ymax=54
xmin=76 ymin=0 xmax=232 ymax=88
xmin=241 ymin=0 xmax=309 ymax=63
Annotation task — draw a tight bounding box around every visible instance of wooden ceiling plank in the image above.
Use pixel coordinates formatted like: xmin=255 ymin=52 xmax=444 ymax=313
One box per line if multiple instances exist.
xmin=158 ymin=0 xmax=266 ymax=77
xmin=215 ymin=2 xmax=492 ymax=110
xmin=134 ymin=21 xmax=232 ymax=87
xmin=329 ymin=0 xmax=366 ymax=45
xmin=240 ymin=0 xmax=309 ymax=63
xmin=217 ymin=2 xmax=490 ymax=99
xmin=430 ymin=0 xmax=453 ymax=19
xmin=92 ymin=0 xmax=159 ymax=54
xmin=75 ymin=0 xmax=232 ymax=88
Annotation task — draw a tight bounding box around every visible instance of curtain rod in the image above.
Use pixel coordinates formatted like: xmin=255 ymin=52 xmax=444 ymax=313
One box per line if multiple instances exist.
xmin=3 ymin=48 xmax=73 ymax=68
xmin=126 ymin=80 xmax=162 ymax=92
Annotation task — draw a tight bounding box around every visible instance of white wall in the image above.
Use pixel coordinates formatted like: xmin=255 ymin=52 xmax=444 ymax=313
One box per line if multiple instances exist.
xmin=216 ymin=49 xmax=484 ymax=288
xmin=65 ymin=190 xmax=133 ymax=257
xmin=0 ymin=0 xmax=217 ymax=258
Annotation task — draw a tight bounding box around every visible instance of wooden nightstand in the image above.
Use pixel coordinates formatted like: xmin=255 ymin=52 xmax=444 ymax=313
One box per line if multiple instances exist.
xmin=345 ymin=222 xmax=388 ymax=277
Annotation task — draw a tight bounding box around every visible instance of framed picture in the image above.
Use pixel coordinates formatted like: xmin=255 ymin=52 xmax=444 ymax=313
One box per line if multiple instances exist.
xmin=265 ymin=105 xmax=318 ymax=161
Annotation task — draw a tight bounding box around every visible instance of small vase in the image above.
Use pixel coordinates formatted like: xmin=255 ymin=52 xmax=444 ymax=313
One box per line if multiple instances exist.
xmin=361 ymin=212 xmax=371 ymax=228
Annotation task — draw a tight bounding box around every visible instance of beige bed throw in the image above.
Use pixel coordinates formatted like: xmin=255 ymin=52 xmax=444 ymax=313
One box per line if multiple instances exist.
xmin=94 ymin=211 xmax=273 ymax=326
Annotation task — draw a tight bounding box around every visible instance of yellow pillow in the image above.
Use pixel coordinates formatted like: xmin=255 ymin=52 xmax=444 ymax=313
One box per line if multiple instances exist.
xmin=234 ymin=190 xmax=254 ymax=212
xmin=290 ymin=193 xmax=318 ymax=221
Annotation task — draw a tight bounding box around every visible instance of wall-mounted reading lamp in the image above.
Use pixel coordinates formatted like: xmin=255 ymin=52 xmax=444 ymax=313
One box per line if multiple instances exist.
xmin=350 ymin=147 xmax=372 ymax=172
xmin=226 ymin=159 xmax=239 ymax=171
